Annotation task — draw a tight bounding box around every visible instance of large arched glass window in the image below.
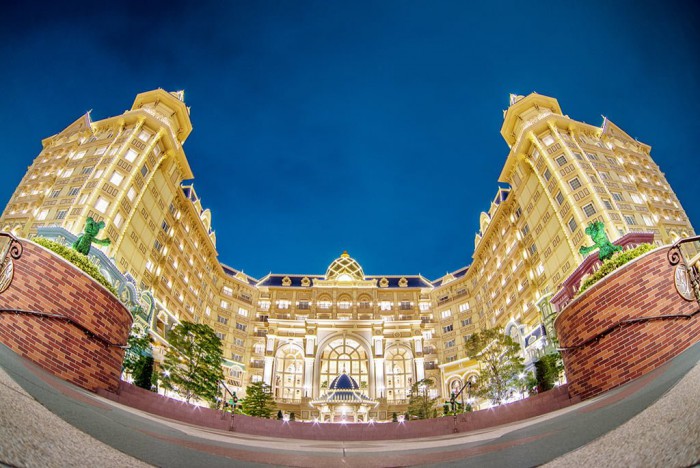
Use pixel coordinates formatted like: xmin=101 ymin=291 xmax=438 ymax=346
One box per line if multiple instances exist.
xmin=384 ymin=346 xmax=413 ymax=402
xmin=273 ymin=345 xmax=304 ymax=401
xmin=320 ymin=337 xmax=368 ymax=389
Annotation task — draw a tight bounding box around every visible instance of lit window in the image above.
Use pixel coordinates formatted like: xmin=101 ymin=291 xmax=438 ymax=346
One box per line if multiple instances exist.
xmin=441 ymin=309 xmax=452 ymax=319
xmin=109 ymin=171 xmax=124 ymax=186
xmin=419 ymin=302 xmax=430 ymax=311
xmin=536 ymin=264 xmax=545 ymax=276
xmin=338 ymin=301 xmax=352 ymax=309
xmin=277 ymin=300 xmax=291 ymax=309
xmin=569 ymin=178 xmax=582 ymax=190
xmin=582 ymin=203 xmax=596 ymax=217
xmin=113 ymin=213 xmax=123 ymax=227
xmin=379 ymin=301 xmax=392 ymax=311
xmin=138 ymin=130 xmax=152 ymax=142
xmin=145 ymin=260 xmax=154 ymax=272
xmin=458 ymin=302 xmax=470 ymax=312
xmin=630 ymin=193 xmax=643 ymax=204
xmin=127 ymin=187 xmax=136 ymax=201
xmin=94 ymin=146 xmax=106 ymax=155
xmin=61 ymin=168 xmax=74 ymax=178
xmin=238 ymin=307 xmax=249 ymax=317
xmin=74 ymin=150 xmax=86 ymax=160
xmin=223 ymin=286 xmax=233 ymax=296
xmin=542 ymin=134 xmax=555 ymax=145
xmin=125 ymin=149 xmax=138 ymax=163
xmin=94 ymin=197 xmax=109 ymax=213
xmin=93 ymin=168 xmax=104 ymax=179
xmin=37 ymin=210 xmax=48 ymax=220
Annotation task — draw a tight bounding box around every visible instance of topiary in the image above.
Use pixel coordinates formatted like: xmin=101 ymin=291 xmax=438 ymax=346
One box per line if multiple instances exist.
xmin=33 ymin=237 xmax=118 ymax=296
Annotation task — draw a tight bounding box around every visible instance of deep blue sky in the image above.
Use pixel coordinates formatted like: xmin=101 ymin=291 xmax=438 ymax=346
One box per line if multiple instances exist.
xmin=1 ymin=1 xmax=698 ymax=279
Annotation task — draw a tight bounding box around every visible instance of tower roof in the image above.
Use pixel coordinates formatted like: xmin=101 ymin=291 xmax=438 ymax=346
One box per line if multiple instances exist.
xmin=329 ymin=372 xmax=360 ymax=390
xmin=325 ymin=251 xmax=365 ymax=281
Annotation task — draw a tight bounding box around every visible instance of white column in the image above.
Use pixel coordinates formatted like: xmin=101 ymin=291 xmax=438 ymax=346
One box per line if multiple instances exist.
xmin=375 ymin=358 xmax=385 ymax=398
xmin=415 ymin=357 xmax=425 ymax=381
xmin=263 ymin=356 xmax=274 ymax=386
xmin=304 ymin=357 xmax=314 ymax=397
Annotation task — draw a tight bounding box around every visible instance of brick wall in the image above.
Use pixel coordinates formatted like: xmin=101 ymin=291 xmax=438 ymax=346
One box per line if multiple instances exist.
xmin=0 ymin=239 xmax=132 ymax=392
xmin=98 ymin=381 xmax=578 ymax=441
xmin=554 ymin=246 xmax=700 ymax=400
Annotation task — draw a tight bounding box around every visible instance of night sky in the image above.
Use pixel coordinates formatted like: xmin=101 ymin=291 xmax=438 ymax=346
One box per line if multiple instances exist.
xmin=1 ymin=1 xmax=698 ymax=280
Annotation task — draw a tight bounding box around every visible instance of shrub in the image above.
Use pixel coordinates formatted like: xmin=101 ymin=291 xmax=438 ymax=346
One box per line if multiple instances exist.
xmin=578 ymin=243 xmax=654 ymax=295
xmin=33 ymin=237 xmax=118 ymax=296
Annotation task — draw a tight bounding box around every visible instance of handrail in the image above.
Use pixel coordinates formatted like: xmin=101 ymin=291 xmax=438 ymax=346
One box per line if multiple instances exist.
xmin=667 ymin=235 xmax=700 ymax=304
xmin=0 ymin=308 xmax=128 ymax=348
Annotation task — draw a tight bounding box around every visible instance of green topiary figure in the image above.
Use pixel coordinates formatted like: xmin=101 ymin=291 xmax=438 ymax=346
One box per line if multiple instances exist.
xmin=73 ymin=217 xmax=111 ymax=255
xmin=578 ymin=221 xmax=622 ymax=261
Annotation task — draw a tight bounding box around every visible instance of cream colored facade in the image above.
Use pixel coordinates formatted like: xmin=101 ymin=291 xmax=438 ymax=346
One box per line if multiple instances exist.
xmin=0 ymin=90 xmax=694 ymax=418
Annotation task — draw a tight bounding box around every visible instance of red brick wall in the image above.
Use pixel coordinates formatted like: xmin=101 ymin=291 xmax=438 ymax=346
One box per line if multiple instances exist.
xmin=554 ymin=246 xmax=700 ymax=400
xmin=98 ymin=381 xmax=578 ymax=441
xmin=0 ymin=239 xmax=132 ymax=392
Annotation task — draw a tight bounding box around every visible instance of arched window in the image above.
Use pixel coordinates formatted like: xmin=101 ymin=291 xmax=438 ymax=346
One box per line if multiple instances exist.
xmin=384 ymin=346 xmax=413 ymax=402
xmin=320 ymin=337 xmax=368 ymax=389
xmin=273 ymin=345 xmax=304 ymax=401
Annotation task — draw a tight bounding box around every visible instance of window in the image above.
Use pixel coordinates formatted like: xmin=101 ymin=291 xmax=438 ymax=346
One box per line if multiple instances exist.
xmin=95 ymin=146 xmax=106 ymax=155
xmin=624 ymin=215 xmax=636 ymax=225
xmin=53 ymin=210 xmax=67 ymax=220
xmin=445 ymin=339 xmax=456 ymax=349
xmin=222 ymin=286 xmax=233 ymax=296
xmin=528 ymin=244 xmax=537 ymax=256
xmin=521 ymin=224 xmax=530 ymax=237
xmin=514 ymin=207 xmax=522 ymax=219
xmin=379 ymin=301 xmax=392 ymax=311
xmin=93 ymin=168 xmax=104 ymax=179
xmin=587 ymin=153 xmax=598 ymax=161
xmin=80 ymin=166 xmax=93 ymax=175
xmin=555 ymin=155 xmax=567 ymax=166
xmin=536 ymin=264 xmax=545 ymax=276
xmin=419 ymin=302 xmax=430 ymax=311
xmin=161 ymin=220 xmax=170 ymax=233
xmin=298 ymin=300 xmax=310 ymax=309
xmin=569 ymin=178 xmax=582 ymax=190
xmin=461 ymin=317 xmax=472 ymax=327
xmin=253 ymin=343 xmax=264 ymax=354
xmin=568 ymin=217 xmax=578 ymax=233
xmin=573 ymin=152 xmax=583 ymax=161
xmin=153 ymin=239 xmax=163 ymax=252
xmin=235 ymin=322 xmax=247 ymax=331
xmin=127 ymin=187 xmax=136 ymax=201
xmin=602 ymin=199 xmax=613 ymax=210
xmin=630 ymin=193 xmax=643 ymax=204
xmin=125 ymin=149 xmax=138 ymax=163
xmin=94 ymin=197 xmax=109 ymax=213
xmin=215 ymin=332 xmax=226 ymax=341
xmin=49 ymin=189 xmax=61 ymax=198
xmin=582 ymin=203 xmax=596 ymax=217
xmin=68 ymin=187 xmax=80 ymax=196
xmin=141 ymin=165 xmax=149 ymax=177
xmin=542 ymin=134 xmax=555 ymax=146
xmin=555 ymin=191 xmax=564 ymax=205
xmin=458 ymin=302 xmax=470 ymax=313
xmin=588 ymin=174 xmax=599 ymax=184
xmin=61 ymin=168 xmax=74 ymax=178
xmin=138 ymin=130 xmax=151 ymax=142
xmin=441 ymin=309 xmax=452 ymax=319
xmin=220 ymin=300 xmax=229 ymax=310
xmin=37 ymin=210 xmax=48 ymax=221
xmin=217 ymin=315 xmax=229 ymax=325
xmin=109 ymin=171 xmax=124 ymax=186
xmin=600 ymin=172 xmax=610 ymax=181
xmin=612 ymin=192 xmax=623 ymax=202
xmin=277 ymin=300 xmax=291 ymax=309
xmin=442 ymin=324 xmax=454 ymax=333
xmin=318 ymin=300 xmax=331 ymax=309
xmin=238 ymin=307 xmax=248 ymax=317
xmin=338 ymin=301 xmax=351 ymax=309
xmin=73 ymin=150 xmax=86 ymax=160
xmin=544 ymin=168 xmax=552 ymax=181
xmin=642 ymin=215 xmax=654 ymax=226
xmin=399 ymin=301 xmax=411 ymax=310
xmin=232 ymin=353 xmax=244 ymax=363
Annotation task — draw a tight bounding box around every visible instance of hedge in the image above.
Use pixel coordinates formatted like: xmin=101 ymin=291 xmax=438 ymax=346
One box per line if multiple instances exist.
xmin=578 ymin=243 xmax=654 ymax=295
xmin=33 ymin=237 xmax=118 ymax=296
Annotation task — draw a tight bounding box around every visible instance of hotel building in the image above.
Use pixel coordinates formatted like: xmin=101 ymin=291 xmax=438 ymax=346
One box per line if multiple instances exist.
xmin=0 ymin=90 xmax=694 ymax=421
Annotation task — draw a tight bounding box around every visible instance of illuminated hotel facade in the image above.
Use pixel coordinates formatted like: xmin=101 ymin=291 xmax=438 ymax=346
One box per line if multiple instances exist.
xmin=0 ymin=90 xmax=694 ymax=421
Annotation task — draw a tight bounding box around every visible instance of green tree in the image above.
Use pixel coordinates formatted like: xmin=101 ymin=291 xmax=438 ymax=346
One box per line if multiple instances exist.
xmin=122 ymin=330 xmax=154 ymax=390
xmin=160 ymin=321 xmax=224 ymax=404
xmin=534 ymin=353 xmax=564 ymax=392
xmin=407 ymin=378 xmax=437 ymax=419
xmin=465 ymin=327 xmax=525 ymax=405
xmin=240 ymin=381 xmax=276 ymax=418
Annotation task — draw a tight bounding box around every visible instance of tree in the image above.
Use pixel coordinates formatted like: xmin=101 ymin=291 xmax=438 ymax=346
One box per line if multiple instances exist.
xmin=160 ymin=321 xmax=224 ymax=404
xmin=465 ymin=327 xmax=525 ymax=405
xmin=534 ymin=353 xmax=564 ymax=392
xmin=240 ymin=381 xmax=276 ymax=418
xmin=407 ymin=378 xmax=437 ymax=419
xmin=123 ymin=330 xmax=154 ymax=390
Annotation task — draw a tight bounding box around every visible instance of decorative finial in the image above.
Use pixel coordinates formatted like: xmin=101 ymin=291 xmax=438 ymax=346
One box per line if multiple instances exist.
xmin=341 ymin=250 xmax=349 ymax=258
